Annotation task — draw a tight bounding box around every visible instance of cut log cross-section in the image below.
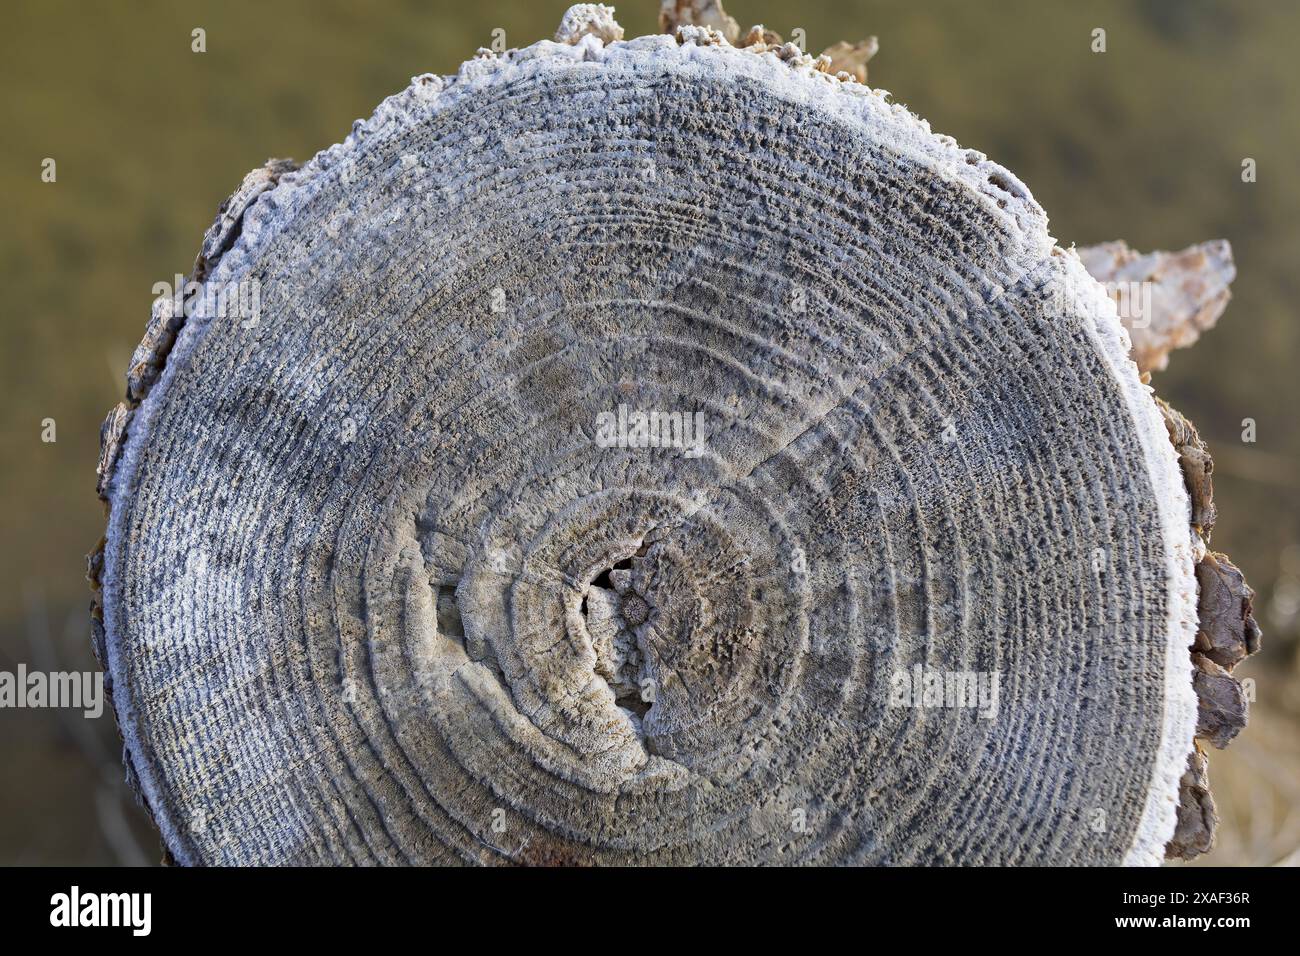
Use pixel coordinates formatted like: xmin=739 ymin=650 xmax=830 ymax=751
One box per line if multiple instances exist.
xmin=94 ymin=10 xmax=1218 ymax=865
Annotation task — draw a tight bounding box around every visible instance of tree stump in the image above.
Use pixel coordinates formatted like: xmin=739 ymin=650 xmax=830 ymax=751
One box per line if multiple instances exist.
xmin=92 ymin=9 xmax=1215 ymax=865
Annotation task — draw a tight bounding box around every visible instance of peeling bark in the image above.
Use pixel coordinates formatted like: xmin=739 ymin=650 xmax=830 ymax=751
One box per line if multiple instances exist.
xmin=738 ymin=25 xmax=783 ymax=49
xmin=1195 ymin=552 xmax=1263 ymax=669
xmin=556 ymin=4 xmax=624 ymax=45
xmin=1078 ymin=240 xmax=1236 ymax=375
xmin=820 ymin=38 xmax=878 ymax=84
xmin=659 ymin=0 xmax=739 ymax=44
xmin=1157 ymin=399 xmax=1217 ymax=535
xmin=1165 ymin=746 xmax=1217 ymax=861
xmin=1192 ymin=653 xmax=1249 ymax=749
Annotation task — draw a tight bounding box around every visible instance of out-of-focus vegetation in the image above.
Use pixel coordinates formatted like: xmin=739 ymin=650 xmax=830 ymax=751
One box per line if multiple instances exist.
xmin=1 ymin=0 xmax=1296 ymax=864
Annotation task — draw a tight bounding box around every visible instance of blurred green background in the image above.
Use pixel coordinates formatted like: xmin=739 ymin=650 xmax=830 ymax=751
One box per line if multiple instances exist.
xmin=1 ymin=0 xmax=1297 ymax=864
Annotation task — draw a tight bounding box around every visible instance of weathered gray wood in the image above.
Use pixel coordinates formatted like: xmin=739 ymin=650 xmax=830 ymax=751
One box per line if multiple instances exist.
xmin=93 ymin=9 xmax=1210 ymax=865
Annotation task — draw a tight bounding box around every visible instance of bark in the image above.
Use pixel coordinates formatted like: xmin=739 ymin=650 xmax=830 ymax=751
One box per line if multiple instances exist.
xmin=659 ymin=0 xmax=740 ymax=44
xmin=1192 ymin=653 xmax=1249 ymax=749
xmin=1157 ymin=399 xmax=1217 ymax=535
xmin=1077 ymin=240 xmax=1236 ymax=375
xmin=1165 ymin=746 xmax=1217 ymax=861
xmin=819 ymin=38 xmax=879 ymax=84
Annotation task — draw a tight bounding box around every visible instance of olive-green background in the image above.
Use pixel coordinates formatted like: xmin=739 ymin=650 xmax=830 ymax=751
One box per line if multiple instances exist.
xmin=2 ymin=0 xmax=1297 ymax=864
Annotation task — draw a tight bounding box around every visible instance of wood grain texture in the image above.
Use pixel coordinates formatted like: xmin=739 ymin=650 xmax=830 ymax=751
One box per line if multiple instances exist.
xmin=94 ymin=19 xmax=1200 ymax=865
